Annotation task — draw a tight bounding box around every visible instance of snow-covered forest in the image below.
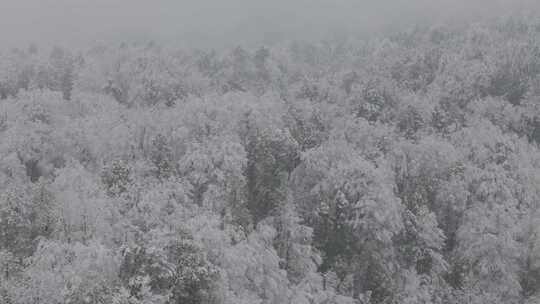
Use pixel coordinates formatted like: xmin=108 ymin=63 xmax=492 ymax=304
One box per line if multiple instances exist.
xmin=2 ymin=10 xmax=540 ymax=304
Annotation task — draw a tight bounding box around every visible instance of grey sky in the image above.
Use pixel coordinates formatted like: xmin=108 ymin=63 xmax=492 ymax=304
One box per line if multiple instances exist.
xmin=0 ymin=0 xmax=537 ymax=49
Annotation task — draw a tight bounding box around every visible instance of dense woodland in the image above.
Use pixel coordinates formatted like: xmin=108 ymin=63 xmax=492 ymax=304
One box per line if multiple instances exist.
xmin=2 ymin=15 xmax=540 ymax=304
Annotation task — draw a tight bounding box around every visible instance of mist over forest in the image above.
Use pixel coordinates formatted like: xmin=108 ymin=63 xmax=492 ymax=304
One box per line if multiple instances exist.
xmin=1 ymin=0 xmax=539 ymax=48
xmin=3 ymin=1 xmax=540 ymax=304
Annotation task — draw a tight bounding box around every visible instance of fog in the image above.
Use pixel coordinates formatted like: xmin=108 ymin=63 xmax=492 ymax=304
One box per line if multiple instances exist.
xmin=0 ymin=0 xmax=538 ymax=49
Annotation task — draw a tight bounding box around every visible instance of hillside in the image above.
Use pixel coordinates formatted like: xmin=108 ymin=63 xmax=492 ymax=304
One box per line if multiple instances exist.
xmin=1 ymin=16 xmax=540 ymax=304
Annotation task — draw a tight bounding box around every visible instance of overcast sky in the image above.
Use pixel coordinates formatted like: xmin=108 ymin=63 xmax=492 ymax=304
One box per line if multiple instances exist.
xmin=0 ymin=0 xmax=537 ymax=49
